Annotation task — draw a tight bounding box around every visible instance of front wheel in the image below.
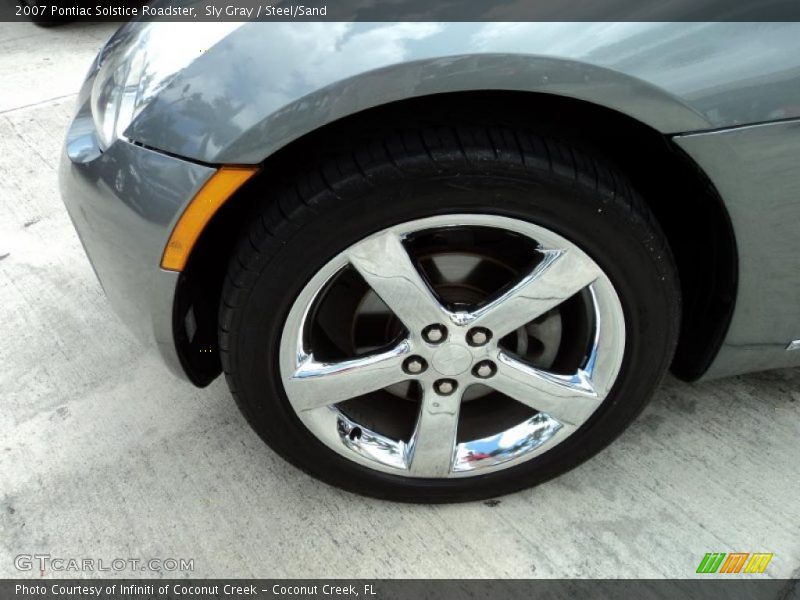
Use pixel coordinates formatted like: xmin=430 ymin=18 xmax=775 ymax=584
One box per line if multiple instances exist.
xmin=220 ymin=125 xmax=680 ymax=502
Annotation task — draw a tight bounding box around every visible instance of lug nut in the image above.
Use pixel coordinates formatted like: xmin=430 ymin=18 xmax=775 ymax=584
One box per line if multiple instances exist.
xmin=422 ymin=324 xmax=447 ymax=344
xmin=403 ymin=356 xmax=427 ymax=375
xmin=434 ymin=379 xmax=458 ymax=396
xmin=467 ymin=327 xmax=492 ymax=347
xmin=473 ymin=360 xmax=497 ymax=379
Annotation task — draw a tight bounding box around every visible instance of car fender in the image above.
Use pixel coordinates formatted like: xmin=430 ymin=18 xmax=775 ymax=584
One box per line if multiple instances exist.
xmin=123 ymin=22 xmax=726 ymax=164
xmin=126 ymin=22 xmax=800 ymax=165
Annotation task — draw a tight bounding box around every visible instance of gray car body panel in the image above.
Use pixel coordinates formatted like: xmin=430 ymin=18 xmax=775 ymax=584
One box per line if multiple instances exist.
xmin=60 ymin=21 xmax=800 ymax=384
xmin=675 ymin=120 xmax=800 ymax=378
xmin=126 ymin=22 xmax=800 ymax=165
xmin=60 ymin=99 xmax=215 ymax=377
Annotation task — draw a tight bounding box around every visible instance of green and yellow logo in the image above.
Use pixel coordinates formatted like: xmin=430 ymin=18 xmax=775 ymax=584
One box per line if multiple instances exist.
xmin=696 ymin=552 xmax=773 ymax=574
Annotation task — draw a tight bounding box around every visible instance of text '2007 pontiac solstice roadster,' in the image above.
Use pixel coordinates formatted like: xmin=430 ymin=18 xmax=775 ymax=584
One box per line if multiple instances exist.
xmin=60 ymin=16 xmax=800 ymax=502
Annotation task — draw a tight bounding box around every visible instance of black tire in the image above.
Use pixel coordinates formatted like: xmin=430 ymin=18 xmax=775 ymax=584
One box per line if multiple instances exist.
xmin=219 ymin=124 xmax=680 ymax=503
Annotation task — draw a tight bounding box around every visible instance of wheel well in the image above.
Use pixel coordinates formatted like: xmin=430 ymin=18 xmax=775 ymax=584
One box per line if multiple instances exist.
xmin=174 ymin=91 xmax=737 ymax=386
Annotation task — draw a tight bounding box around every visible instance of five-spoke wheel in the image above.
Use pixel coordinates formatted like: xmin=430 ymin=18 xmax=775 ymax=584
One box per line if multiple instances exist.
xmin=280 ymin=215 xmax=625 ymax=478
xmin=220 ymin=125 xmax=679 ymax=501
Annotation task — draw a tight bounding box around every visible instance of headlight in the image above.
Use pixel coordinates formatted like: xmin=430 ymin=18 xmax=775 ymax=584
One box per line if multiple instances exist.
xmin=90 ymin=23 xmax=241 ymax=150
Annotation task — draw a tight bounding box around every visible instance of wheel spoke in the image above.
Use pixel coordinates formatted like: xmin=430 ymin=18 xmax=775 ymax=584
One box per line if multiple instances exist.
xmin=490 ymin=351 xmax=603 ymax=427
xmin=347 ymin=231 xmax=446 ymax=333
xmin=406 ymin=385 xmax=462 ymax=477
xmin=468 ymin=248 xmax=601 ymax=340
xmin=286 ymin=341 xmax=411 ymax=411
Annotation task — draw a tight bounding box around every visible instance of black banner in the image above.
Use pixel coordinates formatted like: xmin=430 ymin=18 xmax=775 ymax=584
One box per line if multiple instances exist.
xmin=5 ymin=0 xmax=800 ymax=23
xmin=2 ymin=579 xmax=798 ymax=600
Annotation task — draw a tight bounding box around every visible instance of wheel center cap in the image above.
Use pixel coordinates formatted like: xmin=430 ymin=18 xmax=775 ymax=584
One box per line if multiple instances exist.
xmin=431 ymin=344 xmax=472 ymax=376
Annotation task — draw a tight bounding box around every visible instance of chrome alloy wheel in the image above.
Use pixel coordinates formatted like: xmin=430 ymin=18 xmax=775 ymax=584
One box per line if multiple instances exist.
xmin=279 ymin=214 xmax=625 ymax=478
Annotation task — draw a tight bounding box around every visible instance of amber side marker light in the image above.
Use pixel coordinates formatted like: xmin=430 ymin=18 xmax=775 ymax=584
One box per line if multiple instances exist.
xmin=161 ymin=165 xmax=259 ymax=272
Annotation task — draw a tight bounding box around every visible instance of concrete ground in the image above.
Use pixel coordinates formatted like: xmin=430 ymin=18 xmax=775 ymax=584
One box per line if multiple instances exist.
xmin=0 ymin=21 xmax=798 ymax=580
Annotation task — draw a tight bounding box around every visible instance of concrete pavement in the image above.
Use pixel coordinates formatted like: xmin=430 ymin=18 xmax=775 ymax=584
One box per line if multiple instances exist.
xmin=0 ymin=21 xmax=798 ymax=580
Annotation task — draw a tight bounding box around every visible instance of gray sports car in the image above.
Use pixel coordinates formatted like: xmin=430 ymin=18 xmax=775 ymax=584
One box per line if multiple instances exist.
xmin=60 ymin=20 xmax=800 ymax=502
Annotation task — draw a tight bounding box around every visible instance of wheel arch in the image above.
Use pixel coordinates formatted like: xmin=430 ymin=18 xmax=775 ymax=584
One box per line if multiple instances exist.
xmin=173 ymin=90 xmax=737 ymax=386
xmin=130 ymin=51 xmax=712 ymax=165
